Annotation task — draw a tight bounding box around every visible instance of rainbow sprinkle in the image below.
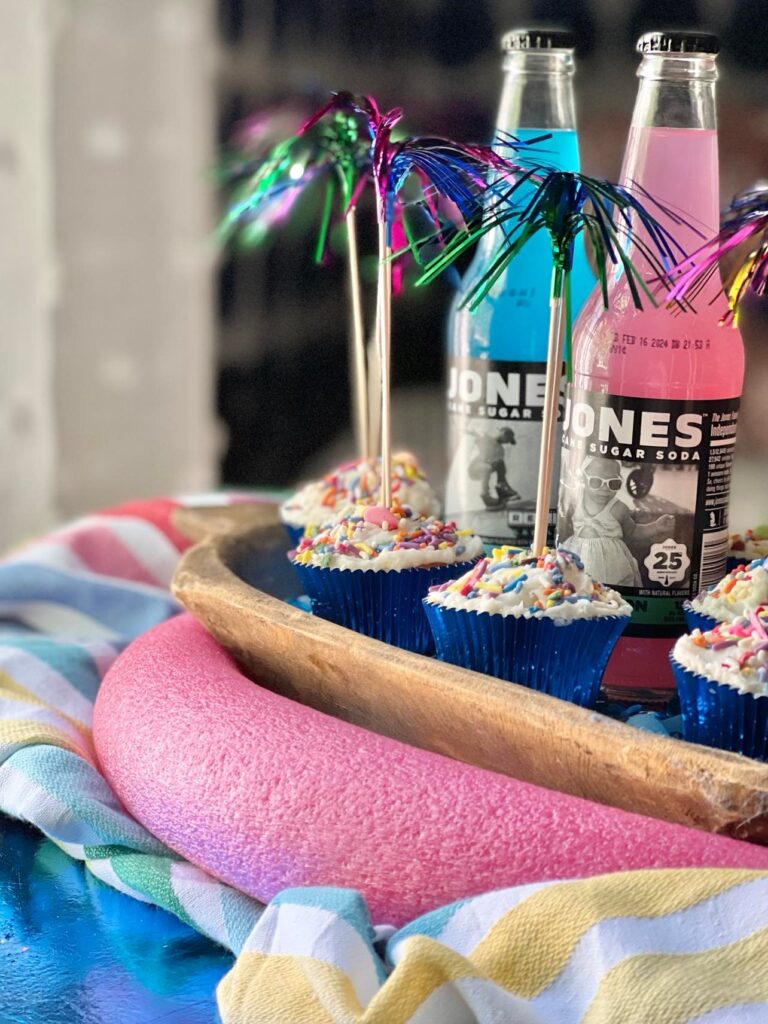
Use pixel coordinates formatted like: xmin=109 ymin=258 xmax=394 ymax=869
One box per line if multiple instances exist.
xmin=687 ymin=607 xmax=768 ymax=686
xmin=319 ymin=455 xmax=424 ymax=508
xmin=696 ymin=555 xmax=768 ymax=604
xmin=427 ymin=545 xmax=619 ymax=613
xmin=290 ymin=503 xmax=474 ymax=566
xmin=283 ymin=454 xmax=434 ymax=520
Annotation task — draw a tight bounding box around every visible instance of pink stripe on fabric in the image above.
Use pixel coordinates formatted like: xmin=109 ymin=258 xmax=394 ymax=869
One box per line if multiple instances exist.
xmin=54 ymin=522 xmax=164 ymax=587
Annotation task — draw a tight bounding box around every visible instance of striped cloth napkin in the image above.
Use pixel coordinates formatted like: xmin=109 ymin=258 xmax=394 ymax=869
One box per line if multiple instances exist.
xmin=2 ymin=497 xmax=768 ymax=1024
xmin=0 ymin=498 xmax=263 ymax=955
xmin=224 ymin=873 xmax=768 ymax=1024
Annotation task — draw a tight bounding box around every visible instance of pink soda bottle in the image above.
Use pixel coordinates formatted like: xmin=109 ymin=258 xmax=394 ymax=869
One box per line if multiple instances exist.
xmin=556 ymin=32 xmax=745 ymax=702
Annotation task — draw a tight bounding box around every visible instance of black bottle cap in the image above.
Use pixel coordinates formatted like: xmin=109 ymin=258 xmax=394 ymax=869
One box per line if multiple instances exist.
xmin=636 ymin=31 xmax=720 ymax=55
xmin=502 ymin=27 xmax=576 ymax=52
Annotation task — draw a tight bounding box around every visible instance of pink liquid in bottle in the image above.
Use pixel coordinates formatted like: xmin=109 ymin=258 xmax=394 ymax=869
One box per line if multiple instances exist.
xmin=575 ymin=128 xmax=741 ymax=401
xmin=558 ymin=40 xmax=744 ymax=700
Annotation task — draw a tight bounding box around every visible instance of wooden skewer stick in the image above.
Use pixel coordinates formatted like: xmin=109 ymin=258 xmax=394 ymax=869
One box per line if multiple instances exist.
xmin=345 ymin=206 xmax=369 ymax=462
xmin=377 ymin=218 xmax=393 ymax=508
xmin=366 ymin=314 xmax=381 ymax=464
xmin=532 ymin=267 xmax=566 ymax=556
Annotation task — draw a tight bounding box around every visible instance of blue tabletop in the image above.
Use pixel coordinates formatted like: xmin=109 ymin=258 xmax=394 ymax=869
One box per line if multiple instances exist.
xmin=0 ymin=820 xmax=232 ymax=1024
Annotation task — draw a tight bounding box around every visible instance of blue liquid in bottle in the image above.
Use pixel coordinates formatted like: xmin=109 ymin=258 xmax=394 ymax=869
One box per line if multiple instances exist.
xmin=445 ymin=34 xmax=594 ymax=547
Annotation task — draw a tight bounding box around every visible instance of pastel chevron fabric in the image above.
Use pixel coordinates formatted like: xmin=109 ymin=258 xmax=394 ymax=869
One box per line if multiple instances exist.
xmin=222 ymin=874 xmax=768 ymax=1024
xmin=1 ymin=497 xmax=768 ymax=1023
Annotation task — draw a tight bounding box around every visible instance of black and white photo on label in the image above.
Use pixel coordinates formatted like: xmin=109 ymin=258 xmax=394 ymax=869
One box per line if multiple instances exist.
xmin=558 ymin=448 xmax=696 ymax=592
xmin=446 ymin=414 xmax=559 ymax=546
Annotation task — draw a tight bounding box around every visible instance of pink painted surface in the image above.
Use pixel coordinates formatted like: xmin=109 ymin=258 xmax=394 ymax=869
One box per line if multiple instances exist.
xmin=94 ymin=614 xmax=768 ymax=925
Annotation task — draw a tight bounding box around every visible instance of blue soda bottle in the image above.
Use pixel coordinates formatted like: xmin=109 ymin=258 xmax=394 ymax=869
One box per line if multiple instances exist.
xmin=445 ymin=28 xmax=594 ymax=547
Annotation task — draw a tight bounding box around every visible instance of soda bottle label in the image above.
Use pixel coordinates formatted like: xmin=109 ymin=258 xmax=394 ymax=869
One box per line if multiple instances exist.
xmin=445 ymin=356 xmax=560 ymax=547
xmin=557 ymin=387 xmax=740 ymax=637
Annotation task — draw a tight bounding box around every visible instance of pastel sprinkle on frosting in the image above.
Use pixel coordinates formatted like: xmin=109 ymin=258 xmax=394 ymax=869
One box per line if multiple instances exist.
xmin=425 ymin=545 xmax=631 ymax=620
xmin=314 ymin=456 xmax=424 ymax=509
xmin=700 ymin=556 xmax=768 ymax=599
xmin=289 ymin=502 xmax=482 ymax=570
xmin=690 ymin=555 xmax=768 ymax=622
xmin=674 ymin=605 xmax=768 ymax=693
xmin=280 ymin=453 xmax=440 ymax=528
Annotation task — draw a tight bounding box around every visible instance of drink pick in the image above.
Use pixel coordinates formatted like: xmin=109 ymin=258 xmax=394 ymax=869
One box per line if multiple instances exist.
xmin=667 ymin=182 xmax=768 ymax=324
xmin=359 ymin=94 xmax=536 ymax=507
xmin=220 ymin=91 xmax=541 ymax=498
xmin=218 ymin=93 xmax=373 ymax=460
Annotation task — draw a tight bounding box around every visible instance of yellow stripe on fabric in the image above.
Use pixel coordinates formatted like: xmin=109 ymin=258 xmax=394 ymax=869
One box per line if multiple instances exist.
xmin=364 ymin=936 xmax=476 ymax=1024
xmin=218 ymin=953 xmax=362 ymax=1024
xmin=583 ymin=924 xmax=768 ymax=1024
xmin=0 ymin=719 xmax=82 ymax=757
xmin=0 ymin=675 xmax=50 ymax=707
xmin=0 ymin=668 xmax=93 ymax=743
xmin=471 ymin=869 xmax=763 ymax=999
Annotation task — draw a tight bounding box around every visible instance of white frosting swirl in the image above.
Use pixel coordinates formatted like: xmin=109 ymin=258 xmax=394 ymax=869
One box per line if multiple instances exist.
xmin=673 ymin=612 xmax=768 ymax=696
xmin=689 ymin=556 xmax=768 ymax=623
xmin=290 ymin=504 xmax=483 ymax=572
xmin=280 ymin=454 xmax=440 ymax=529
xmin=425 ymin=546 xmax=631 ymax=622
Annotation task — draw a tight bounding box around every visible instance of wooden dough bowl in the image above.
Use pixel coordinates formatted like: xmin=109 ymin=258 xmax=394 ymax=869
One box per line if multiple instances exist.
xmin=172 ymin=505 xmax=768 ymax=845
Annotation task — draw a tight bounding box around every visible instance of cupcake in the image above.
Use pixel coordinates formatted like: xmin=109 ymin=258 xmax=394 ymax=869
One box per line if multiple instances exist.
xmin=289 ymin=502 xmax=482 ymax=653
xmin=279 ymin=453 xmax=441 ymax=545
xmin=671 ymin=608 xmax=768 ymax=758
xmin=728 ymin=528 xmax=768 ymax=572
xmin=683 ymin=556 xmax=768 ymax=634
xmin=423 ymin=546 xmax=631 ymax=708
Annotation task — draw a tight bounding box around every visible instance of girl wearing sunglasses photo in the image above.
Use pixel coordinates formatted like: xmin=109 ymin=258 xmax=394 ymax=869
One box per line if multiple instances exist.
xmin=560 ymin=456 xmax=675 ymax=587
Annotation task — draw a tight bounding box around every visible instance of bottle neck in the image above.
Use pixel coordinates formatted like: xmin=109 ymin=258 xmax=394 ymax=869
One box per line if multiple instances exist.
xmin=496 ymin=50 xmax=577 ymax=134
xmin=621 ymin=52 xmax=720 ymax=248
xmin=629 ymin=53 xmax=717 ymax=131
xmin=474 ymin=49 xmax=581 ymax=262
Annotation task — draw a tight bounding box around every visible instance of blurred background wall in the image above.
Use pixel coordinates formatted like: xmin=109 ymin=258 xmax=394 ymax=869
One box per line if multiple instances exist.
xmin=0 ymin=0 xmax=218 ymax=547
xmin=216 ymin=0 xmax=768 ymax=491
xmin=53 ymin=0 xmax=218 ymax=520
xmin=1 ymin=0 xmax=767 ymax=546
xmin=0 ymin=2 xmax=56 ymax=543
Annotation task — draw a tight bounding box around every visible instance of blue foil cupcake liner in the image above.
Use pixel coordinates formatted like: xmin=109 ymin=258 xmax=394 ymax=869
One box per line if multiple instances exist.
xmin=291 ymin=561 xmax=475 ymax=654
xmin=671 ymin=655 xmax=768 ymax=760
xmin=282 ymin=522 xmax=305 ymax=547
xmin=682 ymin=601 xmax=719 ymax=635
xmin=423 ymin=603 xmax=628 ymax=708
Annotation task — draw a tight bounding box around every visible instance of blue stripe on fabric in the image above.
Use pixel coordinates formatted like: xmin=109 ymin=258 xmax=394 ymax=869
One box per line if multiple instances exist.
xmin=221 ymin=886 xmax=265 ymax=955
xmin=0 ymin=563 xmax=179 ymax=637
xmin=0 ymin=638 xmax=108 ymax=701
xmin=388 ymin=896 xmax=471 ymax=949
xmin=3 ymin=746 xmax=167 ymax=854
xmin=272 ymin=887 xmax=377 ymax=949
xmin=271 ymin=887 xmax=388 ymax=985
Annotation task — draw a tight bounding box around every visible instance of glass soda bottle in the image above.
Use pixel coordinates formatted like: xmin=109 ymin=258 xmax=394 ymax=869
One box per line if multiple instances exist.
xmin=557 ymin=32 xmax=745 ymax=701
xmin=445 ymin=28 xmax=593 ymax=548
